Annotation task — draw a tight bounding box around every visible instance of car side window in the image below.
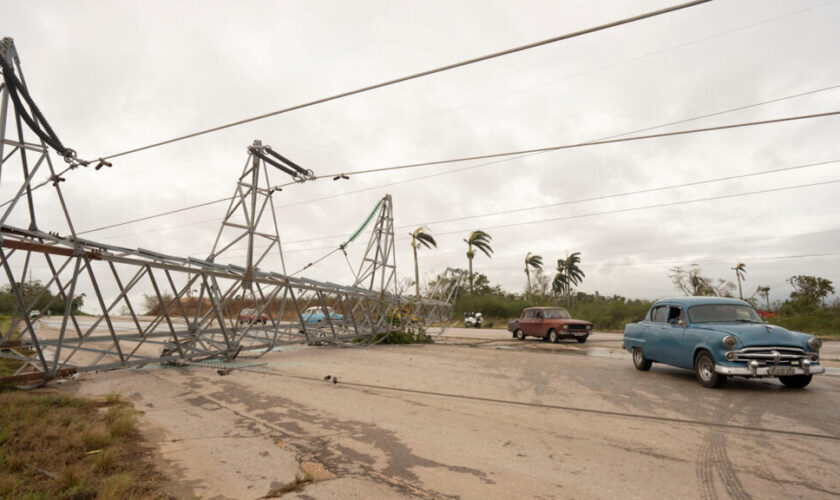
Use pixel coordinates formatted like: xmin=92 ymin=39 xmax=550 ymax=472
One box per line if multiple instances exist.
xmin=651 ymin=306 xmax=668 ymax=323
xmin=667 ymin=306 xmax=685 ymax=325
xmin=535 ymin=310 xmax=543 ymax=319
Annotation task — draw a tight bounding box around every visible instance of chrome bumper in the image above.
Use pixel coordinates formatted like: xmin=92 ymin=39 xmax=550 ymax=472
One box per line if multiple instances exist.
xmin=566 ymin=331 xmax=589 ymax=337
xmin=716 ymin=363 xmax=825 ymax=377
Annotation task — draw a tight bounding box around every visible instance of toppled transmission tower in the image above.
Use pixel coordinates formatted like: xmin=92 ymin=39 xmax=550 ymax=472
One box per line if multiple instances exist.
xmin=353 ymin=195 xmax=397 ymax=294
xmin=0 ymin=38 xmax=459 ymax=386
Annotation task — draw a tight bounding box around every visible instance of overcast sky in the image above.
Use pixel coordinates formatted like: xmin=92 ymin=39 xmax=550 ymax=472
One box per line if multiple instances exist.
xmin=2 ymin=0 xmax=840 ymax=305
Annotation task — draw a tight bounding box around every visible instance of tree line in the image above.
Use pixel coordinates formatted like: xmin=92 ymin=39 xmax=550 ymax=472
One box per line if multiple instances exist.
xmin=410 ymin=226 xmax=588 ymax=304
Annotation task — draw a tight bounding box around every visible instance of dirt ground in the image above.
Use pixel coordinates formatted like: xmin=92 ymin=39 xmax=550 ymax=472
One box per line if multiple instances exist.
xmin=48 ymin=328 xmax=840 ymax=499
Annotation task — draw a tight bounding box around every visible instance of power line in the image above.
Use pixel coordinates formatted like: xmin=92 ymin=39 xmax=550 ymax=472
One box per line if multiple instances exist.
xmin=262 ymin=158 xmax=840 ymax=248
xmin=102 ymin=0 xmax=711 ymax=161
xmin=84 ymin=156 xmax=840 ymax=249
xmin=225 ymin=177 xmax=840 ymax=261
xmin=427 ymin=179 xmax=840 ymax=238
xmin=480 ymin=252 xmax=840 ymax=271
xmin=301 ymin=110 xmax=840 ymax=183
xmin=293 ymin=2 xmax=840 ymax=158
xmin=76 ymin=93 xmax=840 ymax=237
xmin=395 ymin=159 xmax=840 ymax=231
xmin=286 ymin=177 xmax=840 ymax=257
xmin=78 ymin=152 xmax=539 ymax=238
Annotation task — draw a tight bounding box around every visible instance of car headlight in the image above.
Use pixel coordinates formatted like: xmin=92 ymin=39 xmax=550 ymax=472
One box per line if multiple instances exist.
xmin=562 ymin=325 xmax=569 ymax=330
xmin=586 ymin=325 xmax=592 ymax=330
xmin=808 ymin=337 xmax=822 ymax=352
xmin=722 ymin=336 xmax=737 ymax=349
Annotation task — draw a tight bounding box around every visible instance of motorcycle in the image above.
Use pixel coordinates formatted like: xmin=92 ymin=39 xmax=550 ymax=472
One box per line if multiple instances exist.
xmin=463 ymin=311 xmax=483 ymax=328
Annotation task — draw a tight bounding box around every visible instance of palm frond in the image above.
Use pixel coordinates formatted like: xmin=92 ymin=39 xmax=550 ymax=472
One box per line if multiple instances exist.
xmin=415 ymin=232 xmax=437 ymax=249
xmin=526 ymin=254 xmax=543 ymax=269
xmin=552 ymin=273 xmax=568 ymax=293
xmin=468 ymin=230 xmax=492 ymax=245
xmin=473 ymin=241 xmax=493 ymax=258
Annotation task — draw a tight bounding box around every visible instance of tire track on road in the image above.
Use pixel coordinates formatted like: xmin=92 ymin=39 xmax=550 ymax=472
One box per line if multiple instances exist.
xmin=238 ymin=366 xmax=840 ymax=443
xmin=696 ymin=400 xmax=752 ymax=500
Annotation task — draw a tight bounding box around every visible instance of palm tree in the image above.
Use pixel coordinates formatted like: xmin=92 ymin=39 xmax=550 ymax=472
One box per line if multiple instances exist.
xmin=756 ymin=285 xmax=771 ymax=310
xmin=409 ymin=226 xmax=437 ymax=298
xmin=732 ymin=262 xmax=747 ymax=300
xmin=524 ymin=252 xmax=543 ymax=295
xmin=463 ymin=230 xmax=493 ymax=292
xmin=554 ymin=251 xmax=585 ymax=306
xmin=551 ymin=272 xmax=568 ymax=298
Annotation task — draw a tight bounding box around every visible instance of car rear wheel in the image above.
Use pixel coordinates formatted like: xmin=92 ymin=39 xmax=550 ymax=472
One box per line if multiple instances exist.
xmin=515 ymin=329 xmax=525 ymax=341
xmin=548 ymin=329 xmax=559 ymax=343
xmin=632 ymin=347 xmax=652 ymax=371
xmin=695 ymin=351 xmax=726 ymax=388
xmin=779 ymin=375 xmax=812 ymax=388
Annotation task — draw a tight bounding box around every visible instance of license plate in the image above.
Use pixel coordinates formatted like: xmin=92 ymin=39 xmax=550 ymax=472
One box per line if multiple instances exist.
xmin=768 ymin=366 xmax=795 ymax=376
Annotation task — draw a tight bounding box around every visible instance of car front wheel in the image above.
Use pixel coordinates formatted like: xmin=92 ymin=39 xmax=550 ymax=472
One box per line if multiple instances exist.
xmin=515 ymin=329 xmax=525 ymax=341
xmin=632 ymin=347 xmax=652 ymax=371
xmin=779 ymin=375 xmax=812 ymax=388
xmin=695 ymin=351 xmax=726 ymax=388
xmin=548 ymin=329 xmax=559 ymax=343
xmin=576 ymin=337 xmax=587 ymax=344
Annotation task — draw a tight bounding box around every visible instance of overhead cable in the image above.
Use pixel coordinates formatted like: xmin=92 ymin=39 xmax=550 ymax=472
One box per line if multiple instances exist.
xmin=222 ymin=178 xmax=840 ymax=259
xmin=426 ymin=179 xmax=840 ymax=238
xmin=301 ymin=110 xmax=840 ymax=184
xmin=74 ymin=93 xmax=840 ymax=236
xmin=101 ymin=0 xmax=711 ymax=160
xmin=480 ymin=252 xmax=840 ymax=271
xmin=276 ymin=178 xmax=839 ymax=274
xmin=262 ymin=158 xmax=840 ymax=248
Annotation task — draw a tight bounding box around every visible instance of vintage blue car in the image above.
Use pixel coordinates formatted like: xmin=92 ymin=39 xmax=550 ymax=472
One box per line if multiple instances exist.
xmin=302 ymin=306 xmax=344 ymax=325
xmin=623 ymin=297 xmax=823 ymax=388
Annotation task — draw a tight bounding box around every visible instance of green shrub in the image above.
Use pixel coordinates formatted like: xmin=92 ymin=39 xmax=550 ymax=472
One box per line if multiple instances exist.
xmin=768 ymin=305 xmax=840 ymax=336
xmin=373 ymin=329 xmax=433 ymax=344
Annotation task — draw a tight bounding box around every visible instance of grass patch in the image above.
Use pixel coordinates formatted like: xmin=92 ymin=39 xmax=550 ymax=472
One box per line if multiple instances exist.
xmin=1 ymin=314 xmax=33 ymax=379
xmin=768 ymin=310 xmax=840 ymax=337
xmin=0 ymin=390 xmax=167 ymax=499
xmin=104 ymin=406 xmax=137 ymax=438
xmin=0 ymin=356 xmax=26 ymax=379
xmin=0 ymin=314 xmax=11 ymax=335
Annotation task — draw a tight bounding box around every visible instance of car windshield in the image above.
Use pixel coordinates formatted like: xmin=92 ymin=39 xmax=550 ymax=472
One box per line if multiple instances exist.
xmin=688 ymin=304 xmax=763 ymax=323
xmin=543 ymin=308 xmax=571 ymax=319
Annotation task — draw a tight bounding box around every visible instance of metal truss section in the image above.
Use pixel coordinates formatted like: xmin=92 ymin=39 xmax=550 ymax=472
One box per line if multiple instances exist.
xmin=353 ymin=194 xmax=397 ymax=294
xmin=0 ymin=38 xmax=460 ymax=386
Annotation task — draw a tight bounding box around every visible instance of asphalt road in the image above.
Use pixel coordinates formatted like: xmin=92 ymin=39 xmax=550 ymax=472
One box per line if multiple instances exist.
xmin=61 ymin=326 xmax=840 ymax=499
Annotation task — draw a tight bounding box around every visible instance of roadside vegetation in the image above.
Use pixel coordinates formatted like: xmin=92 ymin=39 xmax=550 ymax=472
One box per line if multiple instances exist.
xmin=455 ymin=290 xmax=651 ymax=331
xmin=433 ymin=259 xmax=839 ymax=336
xmin=0 ymin=390 xmax=167 ymax=499
xmin=767 ymin=276 xmax=840 ymax=336
xmin=0 ymin=282 xmax=84 ymax=317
